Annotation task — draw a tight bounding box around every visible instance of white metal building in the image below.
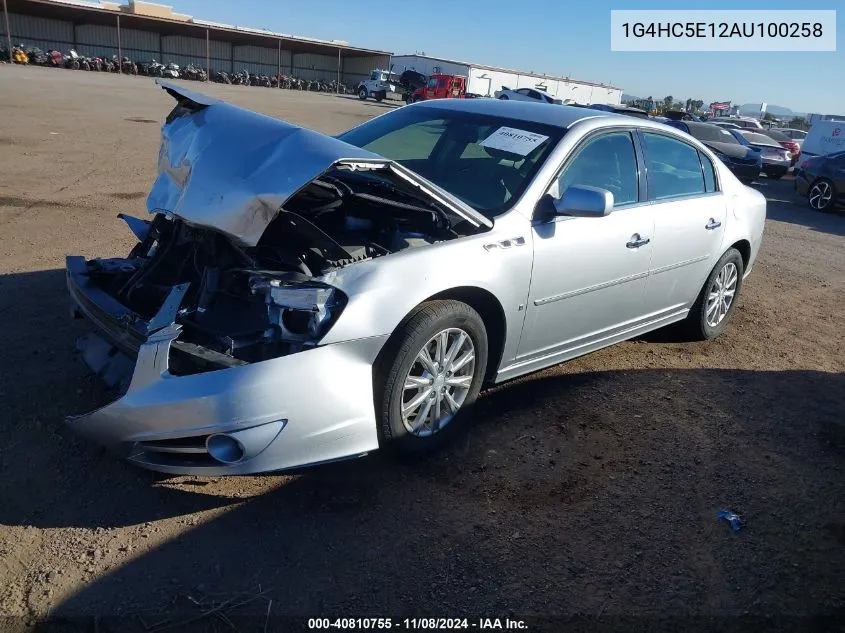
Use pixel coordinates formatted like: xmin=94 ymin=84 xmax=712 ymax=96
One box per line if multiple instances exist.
xmin=2 ymin=0 xmax=391 ymax=85
xmin=389 ymin=54 xmax=623 ymax=105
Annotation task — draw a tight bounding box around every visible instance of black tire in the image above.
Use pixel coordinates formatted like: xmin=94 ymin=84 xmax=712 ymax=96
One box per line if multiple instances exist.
xmin=376 ymin=300 xmax=488 ymax=456
xmin=807 ymin=178 xmax=836 ymax=213
xmin=374 ymin=91 xmax=385 ymax=102
xmin=684 ymin=248 xmax=745 ymax=341
xmin=357 ymin=86 xmax=368 ymax=100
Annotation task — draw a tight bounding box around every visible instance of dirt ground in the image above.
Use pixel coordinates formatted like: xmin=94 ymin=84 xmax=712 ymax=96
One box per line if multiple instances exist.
xmin=0 ymin=65 xmax=843 ymax=632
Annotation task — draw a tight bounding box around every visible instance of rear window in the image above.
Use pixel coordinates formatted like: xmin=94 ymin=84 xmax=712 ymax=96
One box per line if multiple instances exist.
xmin=687 ymin=124 xmax=741 ymax=144
xmin=741 ymin=131 xmax=780 ymax=146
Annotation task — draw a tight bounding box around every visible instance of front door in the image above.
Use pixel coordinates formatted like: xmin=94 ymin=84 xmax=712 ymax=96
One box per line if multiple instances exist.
xmin=517 ymin=130 xmax=655 ymax=366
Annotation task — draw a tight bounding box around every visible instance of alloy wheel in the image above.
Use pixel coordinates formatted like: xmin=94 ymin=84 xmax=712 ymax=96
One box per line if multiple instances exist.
xmin=808 ymin=181 xmax=833 ymax=210
xmin=401 ymin=328 xmax=476 ymax=437
xmin=706 ymin=262 xmax=738 ymax=327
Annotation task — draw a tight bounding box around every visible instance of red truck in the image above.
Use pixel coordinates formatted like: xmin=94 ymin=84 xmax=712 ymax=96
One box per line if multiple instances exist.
xmin=407 ymin=74 xmax=469 ymax=103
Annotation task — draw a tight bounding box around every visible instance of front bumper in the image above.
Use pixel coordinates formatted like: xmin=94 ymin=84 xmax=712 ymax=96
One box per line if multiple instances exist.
xmin=66 ymin=257 xmax=386 ymax=475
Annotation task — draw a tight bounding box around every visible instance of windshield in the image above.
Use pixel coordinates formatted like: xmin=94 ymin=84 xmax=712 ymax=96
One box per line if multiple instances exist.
xmin=426 ymin=77 xmax=437 ymax=89
xmin=688 ymin=124 xmax=741 ymax=144
xmin=741 ymin=131 xmax=780 ymax=146
xmin=337 ymin=107 xmax=565 ymax=217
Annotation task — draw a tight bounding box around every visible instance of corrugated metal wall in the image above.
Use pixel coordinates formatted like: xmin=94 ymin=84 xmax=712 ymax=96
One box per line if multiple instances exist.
xmin=341 ymin=54 xmax=390 ymax=86
xmin=2 ymin=11 xmax=394 ymax=87
xmin=291 ymin=52 xmax=337 ymax=81
xmin=1 ymin=13 xmax=73 ymax=51
xmin=75 ymin=24 xmax=159 ymax=61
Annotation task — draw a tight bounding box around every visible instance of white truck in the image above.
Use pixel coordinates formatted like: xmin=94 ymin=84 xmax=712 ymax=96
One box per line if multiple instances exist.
xmin=356 ymin=69 xmax=401 ymax=102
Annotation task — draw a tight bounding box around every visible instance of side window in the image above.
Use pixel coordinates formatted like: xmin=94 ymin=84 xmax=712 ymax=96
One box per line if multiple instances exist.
xmin=699 ymin=151 xmax=716 ymax=192
xmin=549 ymin=131 xmax=639 ymax=206
xmin=516 ymin=88 xmax=530 ymax=95
xmin=641 ymin=133 xmax=706 ymax=200
xmin=437 ymin=78 xmax=447 ymax=89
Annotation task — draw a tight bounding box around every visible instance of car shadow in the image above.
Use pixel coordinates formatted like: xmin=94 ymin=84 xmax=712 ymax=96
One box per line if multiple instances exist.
xmin=333 ymin=94 xmax=402 ymax=109
xmin=750 ymin=178 xmax=845 ymax=237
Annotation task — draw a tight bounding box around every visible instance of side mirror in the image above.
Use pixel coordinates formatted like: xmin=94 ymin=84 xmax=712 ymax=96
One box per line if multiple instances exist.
xmin=553 ymin=185 xmax=614 ymax=217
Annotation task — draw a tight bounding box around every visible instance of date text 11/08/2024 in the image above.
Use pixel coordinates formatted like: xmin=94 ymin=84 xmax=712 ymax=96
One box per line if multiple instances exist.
xmin=307 ymin=618 xmax=528 ymax=630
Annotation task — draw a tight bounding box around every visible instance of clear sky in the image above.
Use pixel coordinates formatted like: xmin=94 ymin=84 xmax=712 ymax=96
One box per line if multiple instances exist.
xmin=169 ymin=0 xmax=842 ymax=114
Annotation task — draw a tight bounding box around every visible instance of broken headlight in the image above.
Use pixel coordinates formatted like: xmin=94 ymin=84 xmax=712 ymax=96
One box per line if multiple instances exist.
xmin=249 ymin=275 xmax=347 ymax=342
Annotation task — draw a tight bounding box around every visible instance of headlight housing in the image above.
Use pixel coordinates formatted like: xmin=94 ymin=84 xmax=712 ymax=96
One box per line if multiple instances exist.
xmin=249 ymin=275 xmax=347 ymax=342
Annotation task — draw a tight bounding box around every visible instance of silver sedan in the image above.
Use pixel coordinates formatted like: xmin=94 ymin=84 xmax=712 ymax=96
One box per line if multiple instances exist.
xmin=65 ymin=82 xmax=766 ymax=474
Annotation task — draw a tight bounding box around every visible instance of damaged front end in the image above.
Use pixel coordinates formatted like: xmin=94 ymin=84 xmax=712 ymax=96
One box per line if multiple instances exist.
xmin=64 ymin=82 xmax=489 ymax=474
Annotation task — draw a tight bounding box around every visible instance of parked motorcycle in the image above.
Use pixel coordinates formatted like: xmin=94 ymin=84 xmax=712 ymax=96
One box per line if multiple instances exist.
xmin=232 ymin=69 xmax=250 ymax=85
xmin=159 ymin=61 xmax=179 ymax=79
xmin=47 ymin=49 xmax=63 ymax=67
xmin=213 ymin=70 xmax=231 ymax=84
xmin=12 ymin=44 xmax=29 ymax=64
xmin=24 ymin=46 xmax=49 ymax=65
xmin=181 ymin=64 xmax=207 ymax=81
xmin=118 ymin=56 xmax=138 ymax=75
xmin=138 ymin=59 xmax=163 ymax=76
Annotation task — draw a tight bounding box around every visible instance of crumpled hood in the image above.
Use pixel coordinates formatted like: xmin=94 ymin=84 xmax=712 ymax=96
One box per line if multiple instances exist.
xmin=148 ymin=82 xmax=490 ymax=246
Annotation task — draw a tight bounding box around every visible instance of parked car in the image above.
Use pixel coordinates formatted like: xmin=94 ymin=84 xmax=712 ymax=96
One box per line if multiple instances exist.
xmin=572 ymin=103 xmax=650 ymax=119
xmin=64 ymin=83 xmax=766 ymax=474
xmin=664 ymin=110 xmax=703 ymax=122
xmin=711 ymin=116 xmax=764 ymax=129
xmin=774 ymin=128 xmax=808 ymax=148
xmin=729 ymin=129 xmax=792 ymax=179
xmin=757 ymin=128 xmax=800 ymax=165
xmin=494 ymin=87 xmax=562 ymax=105
xmin=665 ymin=121 xmax=762 ymax=184
xmin=794 ymin=151 xmax=845 ymax=212
xmin=712 ymin=121 xmax=742 ymax=130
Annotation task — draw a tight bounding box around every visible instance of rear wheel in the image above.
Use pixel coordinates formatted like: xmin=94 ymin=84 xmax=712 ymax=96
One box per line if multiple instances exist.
xmin=808 ymin=178 xmax=835 ymax=212
xmin=377 ymin=301 xmax=488 ymax=455
xmin=374 ymin=91 xmax=385 ymax=102
xmin=684 ymin=248 xmax=744 ymax=341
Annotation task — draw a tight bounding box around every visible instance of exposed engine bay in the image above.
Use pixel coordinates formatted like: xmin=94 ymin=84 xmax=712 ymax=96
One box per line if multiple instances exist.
xmin=76 ymin=165 xmax=483 ymax=377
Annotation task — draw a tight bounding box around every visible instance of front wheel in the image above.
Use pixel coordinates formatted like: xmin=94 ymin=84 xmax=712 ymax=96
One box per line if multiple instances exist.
xmin=377 ymin=300 xmax=488 ymax=455
xmin=684 ymin=248 xmax=744 ymax=341
xmin=808 ymin=178 xmax=835 ymax=212
xmin=357 ymin=86 xmax=368 ymax=100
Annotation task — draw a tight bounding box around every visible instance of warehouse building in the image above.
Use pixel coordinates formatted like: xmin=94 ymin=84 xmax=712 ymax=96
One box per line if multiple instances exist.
xmin=390 ymin=54 xmax=623 ymax=105
xmin=1 ymin=0 xmax=391 ymax=85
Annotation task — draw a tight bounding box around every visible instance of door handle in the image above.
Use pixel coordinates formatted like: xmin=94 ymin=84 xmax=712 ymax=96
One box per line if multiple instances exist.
xmin=626 ymin=234 xmax=650 ymax=249
xmin=705 ymin=218 xmax=722 ymax=230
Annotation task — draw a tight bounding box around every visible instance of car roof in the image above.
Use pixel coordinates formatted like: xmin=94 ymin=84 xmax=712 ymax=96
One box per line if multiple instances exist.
xmin=414 ymin=98 xmax=608 ymax=129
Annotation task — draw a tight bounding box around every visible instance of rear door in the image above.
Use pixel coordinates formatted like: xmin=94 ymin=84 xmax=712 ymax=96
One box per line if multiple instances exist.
xmin=638 ymin=131 xmax=728 ymax=317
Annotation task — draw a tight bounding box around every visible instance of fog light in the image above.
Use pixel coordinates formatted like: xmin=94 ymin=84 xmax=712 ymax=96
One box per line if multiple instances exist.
xmin=206 ymin=434 xmax=245 ymax=464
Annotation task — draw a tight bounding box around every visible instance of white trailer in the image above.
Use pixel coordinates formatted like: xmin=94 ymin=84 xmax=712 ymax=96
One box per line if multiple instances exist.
xmin=389 ymin=54 xmax=622 ymax=105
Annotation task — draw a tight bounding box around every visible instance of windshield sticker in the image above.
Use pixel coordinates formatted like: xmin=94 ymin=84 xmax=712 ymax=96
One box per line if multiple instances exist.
xmin=480 ymin=127 xmax=549 ymax=156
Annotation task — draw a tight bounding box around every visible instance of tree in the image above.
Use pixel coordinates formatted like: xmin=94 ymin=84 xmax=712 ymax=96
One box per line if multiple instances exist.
xmin=788 ymin=116 xmax=810 ymax=130
xmin=663 ymin=95 xmax=673 ymax=111
xmin=762 ymin=112 xmax=774 ymax=121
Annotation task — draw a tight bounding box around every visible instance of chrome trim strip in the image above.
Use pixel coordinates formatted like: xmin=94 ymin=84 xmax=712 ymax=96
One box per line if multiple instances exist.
xmin=650 ymin=254 xmax=710 ymax=276
xmin=534 ymin=271 xmax=649 ymax=306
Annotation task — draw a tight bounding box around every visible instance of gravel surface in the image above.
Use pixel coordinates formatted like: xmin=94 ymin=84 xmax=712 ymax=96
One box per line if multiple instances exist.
xmin=0 ymin=65 xmax=843 ymax=632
